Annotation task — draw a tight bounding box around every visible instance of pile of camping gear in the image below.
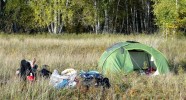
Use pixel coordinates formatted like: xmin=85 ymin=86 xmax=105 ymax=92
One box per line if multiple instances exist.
xmin=49 ymin=69 xmax=110 ymax=89
xmin=16 ymin=58 xmax=110 ymax=90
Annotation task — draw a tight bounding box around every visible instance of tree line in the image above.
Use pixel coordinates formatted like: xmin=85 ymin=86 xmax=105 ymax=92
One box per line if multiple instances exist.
xmin=0 ymin=0 xmax=186 ymax=34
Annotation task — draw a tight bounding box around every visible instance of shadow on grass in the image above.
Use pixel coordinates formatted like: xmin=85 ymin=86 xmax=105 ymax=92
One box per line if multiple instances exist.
xmin=170 ymin=60 xmax=186 ymax=75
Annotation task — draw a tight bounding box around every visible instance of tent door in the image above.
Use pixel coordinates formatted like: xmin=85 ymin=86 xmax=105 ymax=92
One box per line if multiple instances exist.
xmin=128 ymin=50 xmax=155 ymax=70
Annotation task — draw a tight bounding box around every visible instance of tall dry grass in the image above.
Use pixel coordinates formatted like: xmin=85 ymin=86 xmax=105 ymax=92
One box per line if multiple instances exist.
xmin=0 ymin=33 xmax=186 ymax=99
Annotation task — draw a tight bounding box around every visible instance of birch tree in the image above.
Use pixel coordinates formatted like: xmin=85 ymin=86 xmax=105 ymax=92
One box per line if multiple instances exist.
xmin=29 ymin=0 xmax=64 ymax=34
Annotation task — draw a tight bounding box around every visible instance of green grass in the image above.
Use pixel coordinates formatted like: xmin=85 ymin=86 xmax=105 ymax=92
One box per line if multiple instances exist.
xmin=0 ymin=33 xmax=186 ymax=99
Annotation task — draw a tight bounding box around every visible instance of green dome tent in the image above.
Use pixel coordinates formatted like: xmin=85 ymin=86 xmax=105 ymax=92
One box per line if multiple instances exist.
xmin=98 ymin=41 xmax=170 ymax=75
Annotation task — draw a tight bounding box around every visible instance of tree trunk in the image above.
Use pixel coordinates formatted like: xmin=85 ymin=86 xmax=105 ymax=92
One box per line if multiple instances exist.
xmin=120 ymin=17 xmax=125 ymax=33
xmin=134 ymin=6 xmax=137 ymax=33
xmin=147 ymin=0 xmax=150 ymax=33
xmin=97 ymin=18 xmax=100 ymax=34
xmin=57 ymin=9 xmax=60 ymax=33
xmin=0 ymin=0 xmax=1 ymax=12
xmin=141 ymin=0 xmax=144 ymax=32
xmin=13 ymin=22 xmax=18 ymax=33
xmin=48 ymin=25 xmax=51 ymax=33
xmin=50 ymin=0 xmax=63 ymax=34
xmin=66 ymin=0 xmax=69 ymax=6
xmin=125 ymin=0 xmax=129 ymax=34
xmin=131 ymin=6 xmax=135 ymax=33
xmin=103 ymin=9 xmax=109 ymax=33
xmin=53 ymin=0 xmax=57 ymax=34
xmin=113 ymin=0 xmax=120 ymax=33
xmin=59 ymin=22 xmax=63 ymax=33
xmin=94 ymin=0 xmax=98 ymax=34
xmin=135 ymin=9 xmax=138 ymax=33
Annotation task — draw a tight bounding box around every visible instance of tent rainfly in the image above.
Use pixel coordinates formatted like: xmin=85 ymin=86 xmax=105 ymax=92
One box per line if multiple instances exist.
xmin=98 ymin=41 xmax=170 ymax=75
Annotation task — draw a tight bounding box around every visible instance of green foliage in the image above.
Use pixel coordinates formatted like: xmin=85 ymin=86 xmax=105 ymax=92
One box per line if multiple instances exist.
xmin=5 ymin=0 xmax=35 ymax=31
xmin=2 ymin=0 xmax=186 ymax=34
xmin=153 ymin=0 xmax=178 ymax=28
xmin=17 ymin=5 xmax=35 ymax=29
xmin=29 ymin=0 xmax=58 ymax=27
xmin=153 ymin=0 xmax=186 ymax=35
xmin=178 ymin=0 xmax=186 ymax=28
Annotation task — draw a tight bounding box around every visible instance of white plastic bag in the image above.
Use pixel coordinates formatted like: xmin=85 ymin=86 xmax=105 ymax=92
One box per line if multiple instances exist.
xmin=50 ymin=68 xmax=78 ymax=89
xmin=49 ymin=69 xmax=69 ymax=86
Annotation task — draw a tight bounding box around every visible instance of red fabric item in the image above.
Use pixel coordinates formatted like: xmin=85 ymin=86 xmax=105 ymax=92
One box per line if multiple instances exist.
xmin=27 ymin=75 xmax=35 ymax=81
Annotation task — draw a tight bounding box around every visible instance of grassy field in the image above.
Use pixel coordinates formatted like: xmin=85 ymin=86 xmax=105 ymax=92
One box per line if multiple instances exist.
xmin=0 ymin=33 xmax=186 ymax=100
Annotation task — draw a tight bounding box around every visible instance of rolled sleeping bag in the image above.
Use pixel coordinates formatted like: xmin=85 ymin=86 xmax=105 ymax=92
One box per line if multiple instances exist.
xmin=61 ymin=68 xmax=77 ymax=81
